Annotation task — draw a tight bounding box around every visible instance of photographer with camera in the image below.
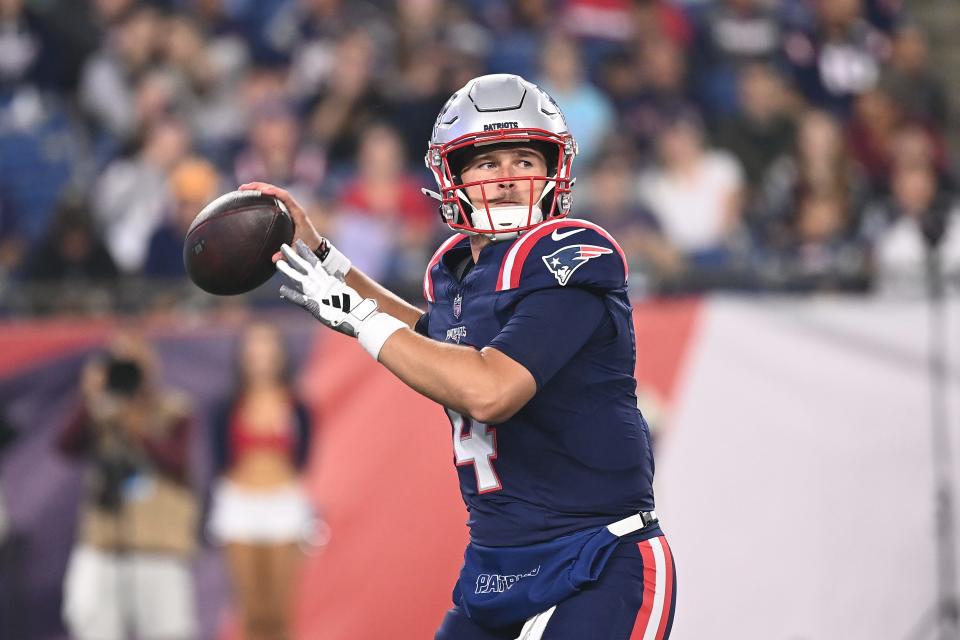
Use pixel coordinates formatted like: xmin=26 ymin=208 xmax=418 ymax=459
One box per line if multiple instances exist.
xmin=57 ymin=332 xmax=198 ymax=640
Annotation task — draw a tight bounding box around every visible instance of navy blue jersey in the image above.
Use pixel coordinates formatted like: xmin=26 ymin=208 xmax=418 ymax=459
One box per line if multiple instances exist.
xmin=421 ymin=218 xmax=656 ymax=547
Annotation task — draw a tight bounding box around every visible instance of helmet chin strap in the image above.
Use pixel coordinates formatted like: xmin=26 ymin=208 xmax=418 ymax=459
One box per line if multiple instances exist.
xmin=422 ymin=176 xmax=562 ymax=239
xmin=460 ymin=180 xmax=557 ymax=238
xmin=471 ymin=204 xmax=544 ymax=236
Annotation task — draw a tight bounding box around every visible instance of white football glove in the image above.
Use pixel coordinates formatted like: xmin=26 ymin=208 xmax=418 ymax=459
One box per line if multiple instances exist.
xmin=277 ymin=240 xmax=405 ymax=359
xmin=314 ymin=236 xmax=351 ymax=281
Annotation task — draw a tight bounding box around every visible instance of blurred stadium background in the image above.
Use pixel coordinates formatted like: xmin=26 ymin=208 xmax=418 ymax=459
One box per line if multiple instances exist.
xmin=1 ymin=0 xmax=959 ymax=638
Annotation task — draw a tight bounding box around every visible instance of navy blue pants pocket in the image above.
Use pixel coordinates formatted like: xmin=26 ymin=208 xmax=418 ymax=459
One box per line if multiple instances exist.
xmin=438 ymin=534 xmax=676 ymax=640
xmin=455 ymin=526 xmax=622 ymax=628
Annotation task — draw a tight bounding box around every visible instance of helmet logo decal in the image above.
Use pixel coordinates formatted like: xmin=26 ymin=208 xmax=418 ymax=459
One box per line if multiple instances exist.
xmin=542 ymin=245 xmax=613 ymax=286
xmin=482 ymin=122 xmax=520 ymax=131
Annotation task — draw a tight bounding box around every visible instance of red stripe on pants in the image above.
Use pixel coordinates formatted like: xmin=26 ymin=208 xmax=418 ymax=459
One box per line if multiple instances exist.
xmin=655 ymin=537 xmax=674 ymax=639
xmin=631 ymin=539 xmax=658 ymax=638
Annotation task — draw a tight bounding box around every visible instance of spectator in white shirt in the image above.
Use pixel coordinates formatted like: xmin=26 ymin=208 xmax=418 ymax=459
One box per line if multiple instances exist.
xmin=866 ymin=161 xmax=960 ymax=293
xmin=639 ymin=112 xmax=745 ymax=266
xmin=92 ymin=119 xmax=190 ymax=274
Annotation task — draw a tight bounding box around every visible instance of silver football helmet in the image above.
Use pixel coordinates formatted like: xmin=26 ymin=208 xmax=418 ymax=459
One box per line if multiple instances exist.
xmin=424 ymin=74 xmax=578 ymax=239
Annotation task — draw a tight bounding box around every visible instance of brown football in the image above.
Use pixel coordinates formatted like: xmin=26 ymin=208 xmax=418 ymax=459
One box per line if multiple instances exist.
xmin=183 ymin=190 xmax=294 ymax=295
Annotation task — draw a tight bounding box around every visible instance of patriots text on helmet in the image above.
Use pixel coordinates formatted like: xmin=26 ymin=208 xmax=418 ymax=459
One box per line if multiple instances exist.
xmin=482 ymin=122 xmax=520 ymax=132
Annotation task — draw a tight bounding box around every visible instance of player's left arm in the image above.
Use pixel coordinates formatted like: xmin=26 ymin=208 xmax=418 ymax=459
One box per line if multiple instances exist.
xmin=379 ymin=284 xmax=610 ymax=423
xmin=274 ymin=240 xmax=528 ymax=422
xmin=378 ymin=284 xmax=609 ymax=423
xmin=377 ymin=331 xmax=536 ymax=424
xmin=277 ymin=240 xmax=611 ymax=423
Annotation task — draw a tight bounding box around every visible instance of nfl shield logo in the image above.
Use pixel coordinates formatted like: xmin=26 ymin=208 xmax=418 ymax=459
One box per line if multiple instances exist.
xmin=453 ymin=293 xmax=463 ymax=319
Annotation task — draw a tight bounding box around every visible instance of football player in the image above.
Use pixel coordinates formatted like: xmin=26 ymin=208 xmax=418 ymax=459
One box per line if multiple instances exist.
xmin=242 ymin=73 xmax=675 ymax=640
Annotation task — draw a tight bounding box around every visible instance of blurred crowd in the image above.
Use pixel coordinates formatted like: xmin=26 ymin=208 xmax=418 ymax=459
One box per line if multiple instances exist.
xmin=0 ymin=0 xmax=958 ymax=314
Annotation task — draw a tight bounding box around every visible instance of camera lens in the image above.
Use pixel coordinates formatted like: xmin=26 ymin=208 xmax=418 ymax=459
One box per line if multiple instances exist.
xmin=105 ymin=358 xmax=143 ymax=396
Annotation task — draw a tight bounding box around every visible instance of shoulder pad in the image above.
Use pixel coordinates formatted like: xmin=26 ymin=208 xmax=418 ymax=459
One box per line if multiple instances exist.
xmin=496 ymin=219 xmax=628 ymax=293
xmin=423 ymin=233 xmax=469 ymax=302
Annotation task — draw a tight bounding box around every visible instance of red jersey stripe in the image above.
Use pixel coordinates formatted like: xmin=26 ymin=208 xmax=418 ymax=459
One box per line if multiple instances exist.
xmin=497 ymin=219 xmax=628 ymax=291
xmin=423 ymin=233 xmax=467 ymax=302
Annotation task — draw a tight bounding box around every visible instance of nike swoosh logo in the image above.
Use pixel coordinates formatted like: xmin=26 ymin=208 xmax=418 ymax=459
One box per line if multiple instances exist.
xmin=551 ymin=228 xmax=586 ymax=241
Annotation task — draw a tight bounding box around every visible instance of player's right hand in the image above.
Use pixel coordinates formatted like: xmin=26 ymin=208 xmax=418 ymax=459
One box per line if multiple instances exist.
xmin=238 ymin=182 xmax=351 ymax=280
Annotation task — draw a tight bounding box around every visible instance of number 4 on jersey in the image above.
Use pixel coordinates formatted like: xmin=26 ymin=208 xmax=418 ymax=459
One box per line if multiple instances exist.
xmin=446 ymin=409 xmax=501 ymax=493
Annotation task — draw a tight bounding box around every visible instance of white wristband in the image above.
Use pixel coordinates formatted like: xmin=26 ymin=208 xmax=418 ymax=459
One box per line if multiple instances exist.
xmin=321 ymin=244 xmax=352 ymax=280
xmin=358 ymin=312 xmax=406 ymax=361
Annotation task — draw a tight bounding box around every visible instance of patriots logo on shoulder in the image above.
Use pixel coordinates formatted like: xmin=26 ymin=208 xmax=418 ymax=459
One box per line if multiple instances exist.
xmin=542 ymin=244 xmax=613 ymax=286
